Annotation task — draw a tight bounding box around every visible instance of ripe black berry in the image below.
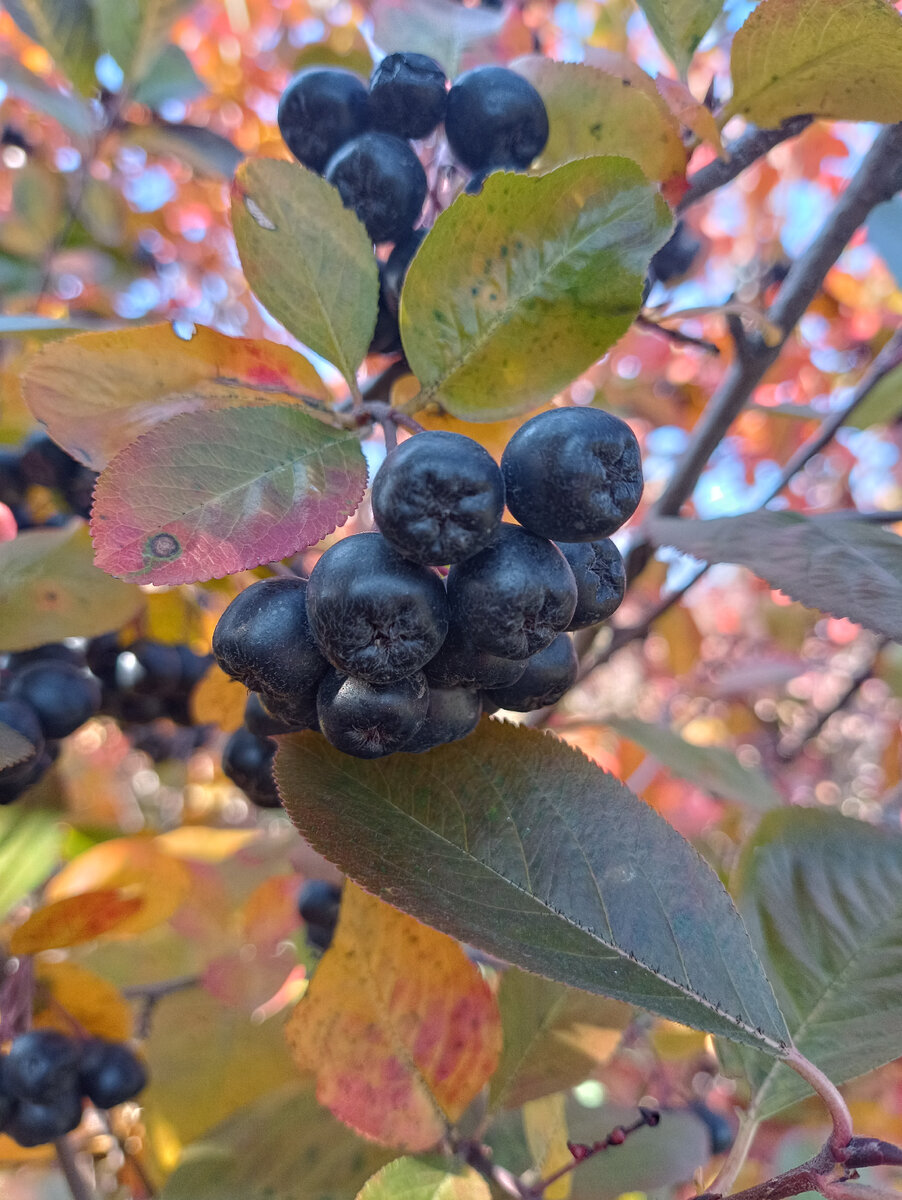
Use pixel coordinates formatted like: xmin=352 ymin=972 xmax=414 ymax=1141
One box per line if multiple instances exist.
xmin=369 ymin=266 xmax=403 ymax=355
xmin=78 ymin=1039 xmax=148 ymax=1108
xmin=19 ymin=434 xmax=79 ymax=490
xmin=0 ymin=449 xmax=25 ymax=507
xmin=222 ymin=726 xmax=280 ymax=808
xmin=245 ymin=692 xmax=307 ymax=737
xmin=501 ymin=407 xmax=643 ymax=541
xmin=257 ymin=687 xmax=319 ymax=733
xmin=425 ymin=626 xmax=526 ymax=690
xmin=556 ymin=539 xmax=626 ymax=629
xmin=298 ymin=879 xmax=341 ymax=928
xmin=324 ymin=132 xmax=427 ymax=244
xmin=372 ymin=431 xmax=505 ymax=565
xmin=306 ymin=533 xmax=448 ymax=684
xmin=445 ymin=66 xmax=548 ymax=171
xmin=7 ymin=662 xmax=101 ymax=739
xmin=317 ymin=669 xmax=428 ymax=759
xmin=6 ymin=642 xmax=85 ymax=671
xmin=402 ymin=685 xmax=481 ymax=753
xmin=483 ymin=632 xmax=577 ymax=712
xmin=212 ymin=577 xmax=327 ymax=701
xmin=649 ymin=220 xmax=702 ymax=285
xmin=446 ymin=525 xmax=576 ymax=660
xmin=383 ymin=229 xmax=425 ymax=314
xmin=278 ymin=67 xmax=370 ymax=173
xmin=5 ymin=1090 xmax=83 ymax=1146
xmin=4 ymin=1031 xmax=81 ymax=1102
xmin=115 ymin=640 xmax=183 ymax=697
xmin=370 ymin=52 xmax=447 ymax=140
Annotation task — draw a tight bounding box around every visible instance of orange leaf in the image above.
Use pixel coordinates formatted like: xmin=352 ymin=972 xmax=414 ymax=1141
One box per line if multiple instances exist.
xmin=45 ymin=837 xmax=191 ymax=934
xmin=10 ymin=889 xmax=144 ymax=954
xmin=34 ymin=962 xmax=133 ymax=1041
xmin=286 ymin=883 xmax=502 ymax=1151
xmin=189 ymin=662 xmax=247 ymax=731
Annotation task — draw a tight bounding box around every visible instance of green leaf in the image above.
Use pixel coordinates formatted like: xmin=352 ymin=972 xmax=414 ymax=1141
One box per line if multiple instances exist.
xmin=126 ymin=122 xmax=243 ymax=177
xmin=132 ymin=43 xmax=206 ymax=108
xmin=727 ymin=0 xmax=902 ymax=127
xmin=0 ymin=54 xmax=95 ymax=137
xmin=646 ymin=512 xmax=902 ymax=641
xmin=730 ymin=808 xmax=902 ymax=1118
xmin=276 ymin=720 xmax=790 ymax=1052
xmin=0 ymin=523 xmax=144 ymax=651
xmin=843 ymin=365 xmax=902 ymax=430
xmin=609 ymin=717 xmax=780 ymax=809
xmin=0 ymin=723 xmax=36 ymax=771
xmin=400 ymin=158 xmax=671 ymax=421
xmin=3 ymin=0 xmax=99 ymax=92
xmin=490 ymin=969 xmax=631 ymax=1111
xmin=91 ymin=405 xmax=368 ymax=585
xmin=159 ymin=1082 xmax=393 ymax=1200
xmin=356 ymin=1157 xmax=491 ymax=1200
xmin=232 ymin=158 xmax=379 ymax=388
xmin=0 ymin=806 xmax=63 ymax=920
xmin=511 ymin=57 xmax=686 ymax=182
xmin=635 ymin=0 xmax=724 ymax=75
xmin=89 ymin=0 xmax=194 ymax=85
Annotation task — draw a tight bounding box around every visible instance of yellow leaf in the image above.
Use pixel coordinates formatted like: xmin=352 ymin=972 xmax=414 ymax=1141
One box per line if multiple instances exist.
xmin=189 ymin=662 xmax=246 ymax=731
xmin=728 ymin=0 xmax=902 ymax=128
xmin=156 ymin=826 xmax=260 ymax=864
xmin=143 ymin=587 xmax=205 ymax=645
xmin=523 ymin=1094 xmax=572 ymax=1200
xmin=286 ymin=883 xmax=502 ymax=1152
xmin=45 ymin=837 xmax=191 ymax=935
xmin=10 ymin=889 xmax=144 ymax=954
xmin=34 ymin=961 xmax=133 ymax=1041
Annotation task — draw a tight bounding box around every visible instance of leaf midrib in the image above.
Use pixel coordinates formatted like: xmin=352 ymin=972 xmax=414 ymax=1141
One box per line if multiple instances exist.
xmin=315 ymin=745 xmax=787 ymax=1054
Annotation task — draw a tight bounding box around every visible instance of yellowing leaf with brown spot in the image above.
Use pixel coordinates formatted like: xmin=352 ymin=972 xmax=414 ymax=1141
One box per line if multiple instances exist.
xmin=45 ymin=837 xmax=191 ymax=934
xmin=33 ymin=961 xmax=132 ymax=1041
xmin=10 ymin=889 xmax=144 ymax=954
xmin=727 ymin=0 xmax=902 ymax=128
xmin=286 ymin=883 xmax=502 ymax=1151
xmin=156 ymin=826 xmax=260 ymax=863
xmin=190 ymin=662 xmax=246 ymax=731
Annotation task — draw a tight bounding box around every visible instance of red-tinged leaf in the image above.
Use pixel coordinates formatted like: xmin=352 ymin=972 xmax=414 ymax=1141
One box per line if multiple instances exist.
xmin=286 ymin=883 xmax=502 ymax=1151
xmin=91 ymin=405 xmax=368 ymax=585
xmin=23 ymin=323 xmax=331 ymax=470
xmin=9 ymin=889 xmax=144 ymax=954
xmin=655 ymin=75 xmax=725 ymax=156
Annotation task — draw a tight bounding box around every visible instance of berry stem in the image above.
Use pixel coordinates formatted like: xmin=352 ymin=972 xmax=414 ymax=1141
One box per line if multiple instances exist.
xmin=535 ymin=1108 xmax=661 ymax=1195
xmin=54 ymin=1137 xmax=98 ymax=1200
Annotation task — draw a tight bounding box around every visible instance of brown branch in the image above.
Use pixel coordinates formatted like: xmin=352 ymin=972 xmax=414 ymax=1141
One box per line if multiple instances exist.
xmin=678 ymin=116 xmax=814 ymax=213
xmin=536 ymin=1107 xmax=661 ymax=1195
xmin=636 ymin=314 xmax=720 ymax=355
xmin=122 ymin=975 xmax=201 ymax=1039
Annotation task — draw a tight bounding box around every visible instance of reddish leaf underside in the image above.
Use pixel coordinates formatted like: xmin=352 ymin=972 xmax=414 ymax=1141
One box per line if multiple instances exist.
xmin=90 ymin=405 xmax=368 ymax=585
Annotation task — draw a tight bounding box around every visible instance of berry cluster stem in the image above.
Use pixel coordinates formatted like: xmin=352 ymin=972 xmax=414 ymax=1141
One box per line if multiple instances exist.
xmin=55 ymin=1136 xmax=97 ymax=1200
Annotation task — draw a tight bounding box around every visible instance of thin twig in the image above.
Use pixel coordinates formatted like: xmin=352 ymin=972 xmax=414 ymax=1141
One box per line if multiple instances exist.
xmin=637 ymin=314 xmax=721 ymax=355
xmin=54 ymin=1137 xmax=97 ymax=1200
xmin=536 ymin=1108 xmax=661 ymax=1195
xmin=678 ymin=116 xmax=814 ymax=212
xmin=450 ymin=1135 xmax=534 ymax=1198
xmin=122 ymin=975 xmax=201 ymax=1039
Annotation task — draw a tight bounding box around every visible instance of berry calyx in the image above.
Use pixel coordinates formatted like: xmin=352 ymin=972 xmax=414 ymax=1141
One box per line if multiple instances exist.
xmin=501 ymin=407 xmax=643 ymax=541
xmin=372 ymin=431 xmax=505 ymax=565
xmin=445 ymin=66 xmax=548 ymax=171
xmin=278 ymin=67 xmax=370 ymax=173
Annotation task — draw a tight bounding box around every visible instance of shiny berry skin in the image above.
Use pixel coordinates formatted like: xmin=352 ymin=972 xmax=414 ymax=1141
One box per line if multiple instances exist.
xmin=278 ymin=67 xmax=370 ymax=173
xmin=6 ymin=662 xmax=100 ymax=739
xmin=5 ymin=1090 xmax=83 ymax=1147
xmin=0 ymin=698 xmax=44 ymax=786
xmin=307 ymin=533 xmax=448 ymax=684
xmin=372 ymin=431 xmax=505 ymax=565
xmin=370 ymin=52 xmax=447 ymax=140
xmin=501 ymin=407 xmax=643 ymax=541
xmin=115 ymin=640 xmax=182 ymax=697
xmin=298 ymin=879 xmax=341 ymax=928
xmin=401 ymin=685 xmax=481 ymax=753
xmin=446 ymin=525 xmax=576 ymax=660
xmin=212 ymin=578 xmax=327 ymax=701
xmin=383 ymin=229 xmax=425 ymax=314
xmin=424 ymin=626 xmax=526 ymax=690
xmin=258 ymin=686 xmax=319 ymax=733
xmin=445 ymin=66 xmax=548 ymax=171
xmin=556 ymin=539 xmax=626 ymax=629
xmin=483 ymin=633 xmax=577 ymax=712
xmin=369 ymin=265 xmax=403 ymax=355
xmin=78 ymin=1039 xmax=148 ymax=1108
xmin=245 ymin=692 xmax=307 ymax=737
xmin=317 ymin=669 xmax=428 ymax=759
xmin=4 ymin=1031 xmax=81 ymax=1102
xmin=221 ymin=726 xmax=280 ymax=808
xmin=324 ymin=132 xmax=427 ymax=244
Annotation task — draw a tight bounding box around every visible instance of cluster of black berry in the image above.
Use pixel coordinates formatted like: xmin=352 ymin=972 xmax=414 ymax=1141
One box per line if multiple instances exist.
xmin=213 ymin=406 xmax=640 ymax=770
xmin=0 ymin=1030 xmax=147 ymax=1148
xmin=277 ymin=54 xmax=549 ymax=354
xmin=0 ymin=637 xmax=213 ymax=803
xmin=297 ymin=880 xmax=342 ymax=953
xmin=0 ymin=434 xmax=97 ymax=527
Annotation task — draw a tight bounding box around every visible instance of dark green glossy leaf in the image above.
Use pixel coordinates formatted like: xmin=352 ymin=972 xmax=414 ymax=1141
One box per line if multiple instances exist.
xmin=729 ymin=808 xmax=902 ymax=1118
xmin=276 ymin=720 xmax=789 ymax=1052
